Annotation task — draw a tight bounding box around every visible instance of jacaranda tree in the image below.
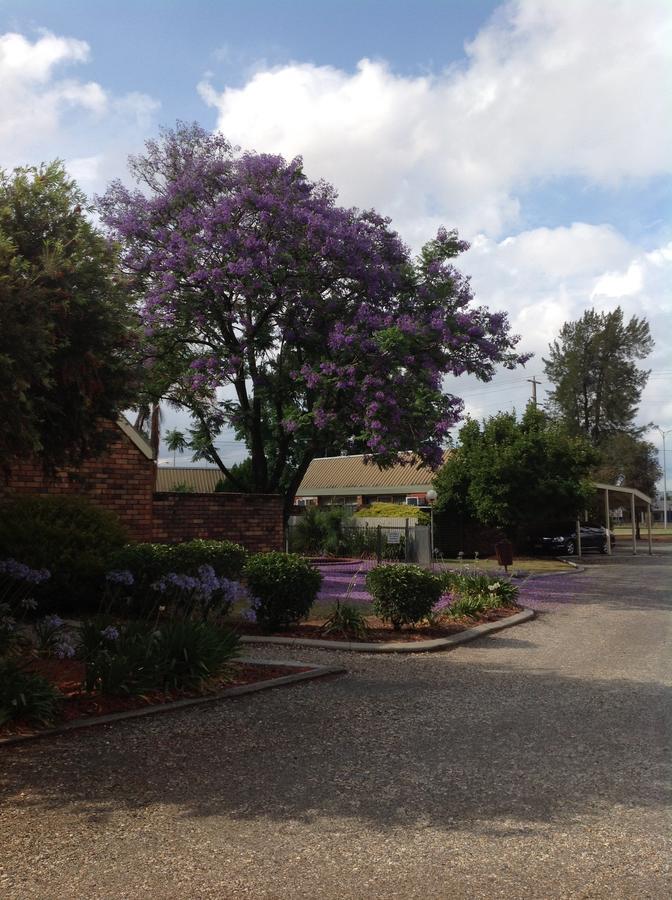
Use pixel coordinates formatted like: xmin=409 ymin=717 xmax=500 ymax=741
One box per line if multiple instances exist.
xmin=100 ymin=123 xmax=529 ymax=517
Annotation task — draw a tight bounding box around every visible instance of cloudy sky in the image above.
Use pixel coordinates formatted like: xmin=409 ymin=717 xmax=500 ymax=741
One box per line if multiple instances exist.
xmin=1 ymin=0 xmax=670 ymax=473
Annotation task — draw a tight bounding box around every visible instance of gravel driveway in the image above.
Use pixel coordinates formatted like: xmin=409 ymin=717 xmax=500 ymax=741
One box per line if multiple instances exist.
xmin=2 ymin=550 xmax=670 ymax=899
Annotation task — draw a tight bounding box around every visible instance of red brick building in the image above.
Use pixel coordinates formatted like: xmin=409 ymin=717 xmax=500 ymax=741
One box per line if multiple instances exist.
xmin=0 ymin=417 xmax=283 ymax=551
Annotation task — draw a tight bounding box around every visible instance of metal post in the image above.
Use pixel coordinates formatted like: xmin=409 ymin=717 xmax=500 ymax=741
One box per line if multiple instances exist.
xmin=604 ymin=488 xmax=612 ymax=555
xmin=576 ymin=516 xmax=582 ymax=558
xmin=647 ymin=504 xmax=653 ymax=556
xmin=630 ymin=492 xmax=637 ymax=555
xmin=404 ymin=518 xmax=410 ymax=562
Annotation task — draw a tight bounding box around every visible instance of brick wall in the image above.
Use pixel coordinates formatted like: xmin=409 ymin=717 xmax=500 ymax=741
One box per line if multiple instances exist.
xmin=152 ymin=492 xmax=284 ymax=552
xmin=2 ymin=421 xmax=285 ymax=550
xmin=0 ymin=423 xmax=155 ymax=542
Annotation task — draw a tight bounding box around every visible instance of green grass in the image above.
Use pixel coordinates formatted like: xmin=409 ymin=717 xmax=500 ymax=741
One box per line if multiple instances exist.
xmin=436 ymin=556 xmax=570 ymax=575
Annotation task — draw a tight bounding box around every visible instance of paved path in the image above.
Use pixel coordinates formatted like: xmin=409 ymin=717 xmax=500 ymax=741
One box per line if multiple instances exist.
xmin=1 ymin=551 xmax=670 ymax=899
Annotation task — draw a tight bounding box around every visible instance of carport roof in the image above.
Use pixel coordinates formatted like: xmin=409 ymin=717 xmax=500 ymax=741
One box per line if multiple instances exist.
xmin=593 ymin=482 xmax=653 ymax=509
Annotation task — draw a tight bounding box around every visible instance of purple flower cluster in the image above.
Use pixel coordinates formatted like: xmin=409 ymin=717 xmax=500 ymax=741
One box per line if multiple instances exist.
xmin=100 ymin=625 xmax=120 ymax=641
xmin=105 ymin=570 xmax=135 ymax=587
xmin=99 ymin=124 xmax=529 ymax=490
xmin=152 ymin=565 xmax=245 ymax=609
xmin=0 ymin=559 xmax=50 ymax=584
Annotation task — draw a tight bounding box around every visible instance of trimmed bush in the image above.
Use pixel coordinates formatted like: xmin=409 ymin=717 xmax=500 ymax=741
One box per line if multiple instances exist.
xmin=0 ymin=495 xmax=127 ymax=612
xmin=354 ymin=502 xmax=429 ymax=525
xmin=366 ymin=564 xmax=442 ymax=630
xmin=110 ymin=539 xmax=247 ymax=615
xmin=244 ymin=552 xmax=322 ymax=629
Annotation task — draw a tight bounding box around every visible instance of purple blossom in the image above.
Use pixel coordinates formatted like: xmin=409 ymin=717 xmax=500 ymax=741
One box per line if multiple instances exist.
xmin=106 ymin=570 xmax=135 ymax=587
xmin=98 ymin=124 xmax=530 ymax=491
xmin=100 ymin=625 xmax=120 ymax=641
xmin=0 ymin=559 xmax=51 ymax=584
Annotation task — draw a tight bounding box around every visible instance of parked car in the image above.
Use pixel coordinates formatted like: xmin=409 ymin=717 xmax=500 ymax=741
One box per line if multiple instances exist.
xmin=532 ymin=524 xmax=615 ymax=555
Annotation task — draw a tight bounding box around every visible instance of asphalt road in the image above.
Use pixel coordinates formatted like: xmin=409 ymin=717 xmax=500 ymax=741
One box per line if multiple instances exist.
xmin=1 ymin=549 xmax=670 ymax=899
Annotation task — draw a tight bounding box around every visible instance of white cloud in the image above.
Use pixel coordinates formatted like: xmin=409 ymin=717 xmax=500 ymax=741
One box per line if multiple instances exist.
xmin=200 ymin=0 xmax=672 ymax=239
xmin=0 ymin=30 xmax=159 ymax=194
xmin=458 ymin=226 xmax=672 ymax=429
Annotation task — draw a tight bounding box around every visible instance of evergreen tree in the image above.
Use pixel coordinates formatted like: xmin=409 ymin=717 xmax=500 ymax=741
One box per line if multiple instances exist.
xmin=543 ymin=307 xmax=653 ymax=441
xmin=0 ymin=163 xmax=138 ymax=469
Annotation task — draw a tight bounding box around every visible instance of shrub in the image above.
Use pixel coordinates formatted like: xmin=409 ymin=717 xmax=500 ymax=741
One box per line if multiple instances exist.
xmin=33 ymin=615 xmax=77 ymax=659
xmin=0 ymin=559 xmax=51 ymax=655
xmin=0 ymin=495 xmax=127 ymax=612
xmin=244 ymin=552 xmax=322 ymax=629
xmin=354 ymin=502 xmax=429 ymax=525
xmin=151 ymin=566 xmax=245 ymax=621
xmin=77 ymin=617 xmax=239 ymax=695
xmin=447 ymin=595 xmax=489 ymax=619
xmin=290 ymin=507 xmax=353 ymax=556
xmin=151 ymin=620 xmax=239 ymax=691
xmin=0 ymin=659 xmax=62 ymax=726
xmin=109 ymin=539 xmax=247 ymax=616
xmin=366 ymin=564 xmax=442 ymax=630
xmin=437 ymin=569 xmax=520 ymax=609
xmin=322 ymin=602 xmax=369 ymax=639
xmin=78 ymin=618 xmax=155 ymax=696
xmin=484 ymin=579 xmax=519 ymax=607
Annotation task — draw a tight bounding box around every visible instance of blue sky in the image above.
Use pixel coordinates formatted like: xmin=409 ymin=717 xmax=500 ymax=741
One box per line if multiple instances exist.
xmin=1 ymin=0 xmax=670 ymax=475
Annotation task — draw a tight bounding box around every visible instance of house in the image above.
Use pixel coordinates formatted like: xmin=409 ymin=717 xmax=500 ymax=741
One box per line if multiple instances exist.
xmin=295 ymin=452 xmax=447 ymax=512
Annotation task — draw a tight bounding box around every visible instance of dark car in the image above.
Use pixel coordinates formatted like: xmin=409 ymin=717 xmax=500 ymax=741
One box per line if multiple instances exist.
xmin=533 ymin=524 xmax=615 ymax=556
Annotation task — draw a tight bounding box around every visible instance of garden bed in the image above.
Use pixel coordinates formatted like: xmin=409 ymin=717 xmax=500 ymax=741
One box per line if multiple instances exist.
xmin=0 ymin=657 xmax=315 ymax=740
xmin=236 ymin=605 xmax=522 ymax=643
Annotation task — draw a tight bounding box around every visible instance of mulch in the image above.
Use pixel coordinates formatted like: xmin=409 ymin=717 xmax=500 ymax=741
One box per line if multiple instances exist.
xmin=0 ymin=658 xmax=312 ymax=739
xmin=236 ymin=605 xmax=521 ymax=643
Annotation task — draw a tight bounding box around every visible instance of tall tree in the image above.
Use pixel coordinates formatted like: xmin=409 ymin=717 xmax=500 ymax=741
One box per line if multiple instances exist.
xmin=592 ymin=432 xmax=661 ymax=498
xmin=100 ymin=124 xmax=529 ymax=517
xmin=543 ymin=307 xmax=653 ymax=442
xmin=434 ymin=406 xmax=598 ymax=539
xmin=0 ymin=162 xmax=138 ymax=469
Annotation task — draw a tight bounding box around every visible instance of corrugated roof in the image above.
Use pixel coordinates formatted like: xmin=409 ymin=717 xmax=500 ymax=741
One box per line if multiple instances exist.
xmin=155 ymin=467 xmax=222 ymax=493
xmin=297 ymin=452 xmax=447 ymax=497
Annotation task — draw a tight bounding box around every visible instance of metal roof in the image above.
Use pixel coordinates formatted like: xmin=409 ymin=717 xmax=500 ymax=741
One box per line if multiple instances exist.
xmin=155 ymin=467 xmax=223 ymax=493
xmin=296 ymin=452 xmax=446 ymax=497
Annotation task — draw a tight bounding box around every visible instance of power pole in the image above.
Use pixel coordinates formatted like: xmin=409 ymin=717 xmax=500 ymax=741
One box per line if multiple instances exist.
xmin=527 ymin=376 xmax=541 ymax=407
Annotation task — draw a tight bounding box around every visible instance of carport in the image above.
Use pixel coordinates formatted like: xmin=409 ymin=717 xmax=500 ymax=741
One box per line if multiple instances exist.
xmin=582 ymin=482 xmax=654 ymax=557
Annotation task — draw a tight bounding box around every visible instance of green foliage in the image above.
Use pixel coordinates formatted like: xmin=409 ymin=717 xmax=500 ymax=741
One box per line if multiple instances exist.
xmin=322 ymin=602 xmax=369 ymax=639
xmin=151 ymin=620 xmax=240 ymax=691
xmin=78 ymin=618 xmax=153 ymax=695
xmin=434 ymin=406 xmax=598 ymax=537
xmin=244 ymin=552 xmax=322 ymax=629
xmin=0 ymin=495 xmax=127 ymax=612
xmin=544 ymin=307 xmax=653 ymax=442
xmin=447 ymin=595 xmax=489 ymax=620
xmin=439 ymin=569 xmax=519 ymax=608
xmin=110 ymin=539 xmax=248 ymax=613
xmin=0 ymin=162 xmax=138 ymax=468
xmin=592 ymin=432 xmax=661 ymax=498
xmin=214 ymin=457 xmax=255 ymax=492
xmin=354 ymin=502 xmax=429 ymax=525
xmin=78 ymin=617 xmax=239 ymax=695
xmin=171 ymin=482 xmax=195 ymax=493
xmin=365 ymin=564 xmax=442 ymax=630
xmin=290 ymin=506 xmax=353 ymax=556
xmin=0 ymin=659 xmax=62 ymax=726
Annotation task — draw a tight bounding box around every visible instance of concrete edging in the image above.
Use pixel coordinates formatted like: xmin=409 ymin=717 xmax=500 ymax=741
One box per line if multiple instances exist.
xmin=0 ymin=658 xmax=346 ymax=747
xmin=240 ymin=607 xmax=535 ymax=654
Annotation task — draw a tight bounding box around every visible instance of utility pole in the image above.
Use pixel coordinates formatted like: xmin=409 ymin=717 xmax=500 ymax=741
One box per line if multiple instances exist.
xmin=655 ymin=426 xmax=671 ymax=530
xmin=527 ymin=376 xmax=541 ymax=408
